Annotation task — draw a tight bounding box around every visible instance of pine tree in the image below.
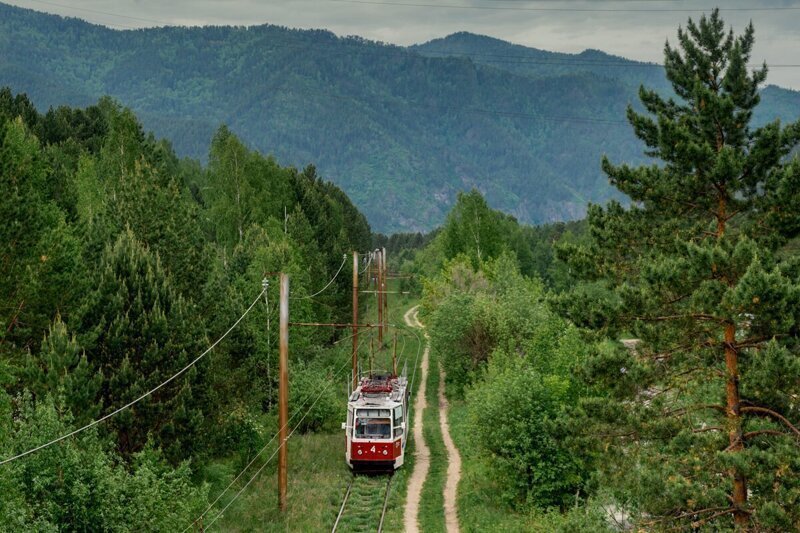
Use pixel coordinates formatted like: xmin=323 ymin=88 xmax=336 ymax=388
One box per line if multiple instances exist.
xmin=77 ymin=229 xmax=207 ymax=461
xmin=561 ymin=11 xmax=800 ymax=530
xmin=23 ymin=315 xmax=102 ymax=425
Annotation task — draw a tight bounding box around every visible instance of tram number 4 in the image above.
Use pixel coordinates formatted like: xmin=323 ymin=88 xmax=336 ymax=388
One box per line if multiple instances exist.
xmin=370 ymin=446 xmax=377 ymax=453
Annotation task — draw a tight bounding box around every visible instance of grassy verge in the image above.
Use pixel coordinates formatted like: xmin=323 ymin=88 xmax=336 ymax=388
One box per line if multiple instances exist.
xmin=203 ymin=282 xmax=422 ymax=531
xmin=382 ymin=290 xmax=423 ymax=532
xmin=417 ymin=345 xmax=447 ymax=532
xmin=203 ymin=432 xmax=350 ymax=531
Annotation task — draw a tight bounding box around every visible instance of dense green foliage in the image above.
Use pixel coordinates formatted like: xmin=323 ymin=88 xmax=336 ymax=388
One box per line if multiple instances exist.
xmin=0 ymin=90 xmax=371 ymax=527
xmin=423 ymin=253 xmax=590 ymax=510
xmin=2 ymin=3 xmax=799 ymax=232
xmin=559 ymin=11 xmax=800 ymax=530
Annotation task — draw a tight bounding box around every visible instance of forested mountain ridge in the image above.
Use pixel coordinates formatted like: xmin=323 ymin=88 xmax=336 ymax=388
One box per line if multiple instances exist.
xmin=2 ymin=2 xmax=799 ymax=232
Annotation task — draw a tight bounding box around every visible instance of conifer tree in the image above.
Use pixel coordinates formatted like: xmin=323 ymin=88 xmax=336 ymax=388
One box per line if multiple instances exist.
xmin=77 ymin=229 xmax=206 ymax=461
xmin=561 ymin=11 xmax=800 ymax=529
xmin=24 ymin=316 xmax=102 ymax=425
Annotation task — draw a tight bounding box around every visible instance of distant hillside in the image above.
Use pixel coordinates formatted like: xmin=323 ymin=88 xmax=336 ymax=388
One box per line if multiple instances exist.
xmin=2 ymin=3 xmax=799 ymax=232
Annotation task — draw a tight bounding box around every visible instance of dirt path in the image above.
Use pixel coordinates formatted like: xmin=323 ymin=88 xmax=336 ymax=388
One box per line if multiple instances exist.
xmin=402 ymin=306 xmax=462 ymax=533
xmin=438 ymin=366 xmax=462 ymax=533
xmin=403 ymin=306 xmax=429 ymax=533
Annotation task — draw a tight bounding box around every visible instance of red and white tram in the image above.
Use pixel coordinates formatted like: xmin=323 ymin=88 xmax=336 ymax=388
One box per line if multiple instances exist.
xmin=343 ymin=372 xmax=409 ymax=471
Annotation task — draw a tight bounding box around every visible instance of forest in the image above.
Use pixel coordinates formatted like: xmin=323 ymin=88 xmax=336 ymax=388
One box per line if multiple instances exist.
xmin=2 ymin=7 xmax=800 ymax=532
xmin=2 ymin=2 xmax=800 ymax=232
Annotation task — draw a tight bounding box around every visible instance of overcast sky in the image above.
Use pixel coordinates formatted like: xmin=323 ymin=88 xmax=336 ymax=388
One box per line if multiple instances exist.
xmin=7 ymin=0 xmax=800 ymax=89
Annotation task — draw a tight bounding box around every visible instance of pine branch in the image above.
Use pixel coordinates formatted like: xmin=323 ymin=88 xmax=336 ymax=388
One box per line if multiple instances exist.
xmin=664 ymin=403 xmax=726 ymax=418
xmin=693 ymin=426 xmax=723 ymax=433
xmin=743 ymin=429 xmax=791 ymax=440
xmin=642 ymin=506 xmax=731 ymax=527
xmin=625 ymin=313 xmax=722 ymax=323
xmin=740 ymin=406 xmax=800 ymax=438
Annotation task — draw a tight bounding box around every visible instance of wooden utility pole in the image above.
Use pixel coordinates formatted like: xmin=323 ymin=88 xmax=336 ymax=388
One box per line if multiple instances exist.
xmin=382 ymin=247 xmax=388 ymax=338
xmin=392 ymin=332 xmax=397 ymax=376
xmin=352 ymin=251 xmax=359 ymax=391
xmin=278 ymin=273 xmax=289 ymax=512
xmin=376 ymin=249 xmax=383 ymax=345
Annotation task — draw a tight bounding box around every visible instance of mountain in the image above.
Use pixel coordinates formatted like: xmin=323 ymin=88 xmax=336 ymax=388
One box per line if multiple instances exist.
xmin=2 ymin=3 xmax=799 ymax=232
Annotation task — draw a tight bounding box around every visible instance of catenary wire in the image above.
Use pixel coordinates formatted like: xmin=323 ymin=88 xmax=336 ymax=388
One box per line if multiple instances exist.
xmin=202 ymin=336 xmax=368 ymax=529
xmin=290 ymin=254 xmax=348 ymax=300
xmin=0 ymin=289 xmax=266 ymax=467
xmin=184 ymin=332 xmax=366 ymax=531
xmin=329 ymin=0 xmax=800 ymax=12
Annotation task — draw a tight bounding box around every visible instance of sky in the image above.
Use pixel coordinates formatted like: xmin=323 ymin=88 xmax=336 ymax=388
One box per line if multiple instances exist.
xmin=6 ymin=0 xmax=800 ymax=89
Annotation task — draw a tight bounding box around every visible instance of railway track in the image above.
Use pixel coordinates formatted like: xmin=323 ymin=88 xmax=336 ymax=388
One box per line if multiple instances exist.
xmin=332 ymin=474 xmax=393 ymax=533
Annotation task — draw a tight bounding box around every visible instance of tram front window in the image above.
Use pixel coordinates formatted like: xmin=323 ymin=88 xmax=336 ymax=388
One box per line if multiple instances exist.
xmin=354 ymin=409 xmax=391 ymax=439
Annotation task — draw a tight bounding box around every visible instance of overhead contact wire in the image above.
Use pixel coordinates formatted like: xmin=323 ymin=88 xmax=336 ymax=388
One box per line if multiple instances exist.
xmin=203 ymin=349 xmax=361 ymax=529
xmin=291 ymin=254 xmax=348 ymax=300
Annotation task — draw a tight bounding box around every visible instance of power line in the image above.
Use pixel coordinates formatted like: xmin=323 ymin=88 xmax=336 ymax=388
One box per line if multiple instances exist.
xmin=290 ymin=254 xmax=349 ymax=300
xmin=201 ymin=340 xmax=363 ymax=529
xmin=19 ymin=0 xmax=174 ymax=26
xmin=0 ymin=289 xmax=266 ymax=467
xmin=15 ymin=0 xmax=800 ymax=72
xmin=184 ymin=334 xmax=362 ymax=531
xmin=329 ymin=0 xmax=800 ymax=12
xmin=360 ymin=251 xmax=374 ymax=275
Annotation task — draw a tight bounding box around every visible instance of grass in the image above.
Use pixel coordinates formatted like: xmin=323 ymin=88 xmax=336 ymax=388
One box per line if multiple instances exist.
xmin=205 ymin=432 xmax=350 ymax=531
xmin=200 ymin=281 xmax=423 ymax=531
xmin=417 ymin=345 xmax=447 ymax=532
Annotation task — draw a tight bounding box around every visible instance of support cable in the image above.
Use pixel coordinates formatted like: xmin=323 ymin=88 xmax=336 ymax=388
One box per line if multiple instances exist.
xmin=185 ymin=328 xmax=367 ymax=531
xmin=359 ymin=251 xmax=373 ymax=275
xmin=0 ymin=289 xmax=267 ymax=467
xmin=201 ymin=343 xmax=364 ymax=530
xmin=290 ymin=254 xmax=348 ymax=300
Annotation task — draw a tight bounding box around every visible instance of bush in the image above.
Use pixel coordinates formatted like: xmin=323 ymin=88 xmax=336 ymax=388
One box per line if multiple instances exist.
xmin=467 ymin=359 xmax=586 ymax=509
xmin=0 ymin=393 xmax=209 ymax=530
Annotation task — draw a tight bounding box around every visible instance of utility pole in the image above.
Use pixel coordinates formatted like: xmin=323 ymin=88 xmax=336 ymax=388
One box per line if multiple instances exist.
xmin=352 ymin=251 xmax=359 ymax=391
xmin=382 ymin=247 xmax=388 ymax=339
xmin=278 ymin=273 xmax=289 ymax=512
xmin=376 ymin=249 xmax=383 ymax=345
xmin=392 ymin=332 xmax=397 ymax=376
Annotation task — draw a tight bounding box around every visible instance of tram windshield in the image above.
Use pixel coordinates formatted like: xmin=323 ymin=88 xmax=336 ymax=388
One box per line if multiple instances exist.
xmin=354 ymin=409 xmax=391 ymax=439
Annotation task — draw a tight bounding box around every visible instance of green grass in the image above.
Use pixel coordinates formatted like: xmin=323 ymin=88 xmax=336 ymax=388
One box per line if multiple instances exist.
xmin=417 ymin=346 xmax=447 ymax=532
xmin=204 ymin=432 xmax=351 ymax=531
xmin=201 ymin=281 xmax=423 ymax=531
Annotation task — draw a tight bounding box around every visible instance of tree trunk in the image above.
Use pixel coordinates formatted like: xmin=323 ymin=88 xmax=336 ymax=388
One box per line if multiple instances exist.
xmin=718 ymin=192 xmax=748 ymax=527
xmin=725 ymin=323 xmax=748 ymax=527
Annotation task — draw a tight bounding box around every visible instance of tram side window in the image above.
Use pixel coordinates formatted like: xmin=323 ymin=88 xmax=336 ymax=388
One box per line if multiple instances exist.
xmin=355 ymin=409 xmax=391 ymax=439
xmin=393 ymin=406 xmax=403 ymax=438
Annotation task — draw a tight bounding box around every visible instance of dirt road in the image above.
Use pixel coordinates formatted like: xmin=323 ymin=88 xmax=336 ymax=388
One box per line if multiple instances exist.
xmin=402 ymin=306 xmax=429 ymax=533
xmin=402 ymin=305 xmax=461 ymax=533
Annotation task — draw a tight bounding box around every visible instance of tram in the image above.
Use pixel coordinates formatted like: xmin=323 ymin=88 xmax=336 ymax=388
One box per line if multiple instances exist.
xmin=343 ymin=372 xmax=409 ymax=471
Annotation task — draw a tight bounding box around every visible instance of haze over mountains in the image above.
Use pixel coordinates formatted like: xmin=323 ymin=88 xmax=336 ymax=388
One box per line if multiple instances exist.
xmin=2 ymin=2 xmax=799 ymax=232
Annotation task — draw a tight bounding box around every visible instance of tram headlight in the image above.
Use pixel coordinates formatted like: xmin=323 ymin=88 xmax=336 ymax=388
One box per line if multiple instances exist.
xmin=383 ymin=449 xmax=388 ymax=456
xmin=357 ymin=449 xmax=363 ymax=455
